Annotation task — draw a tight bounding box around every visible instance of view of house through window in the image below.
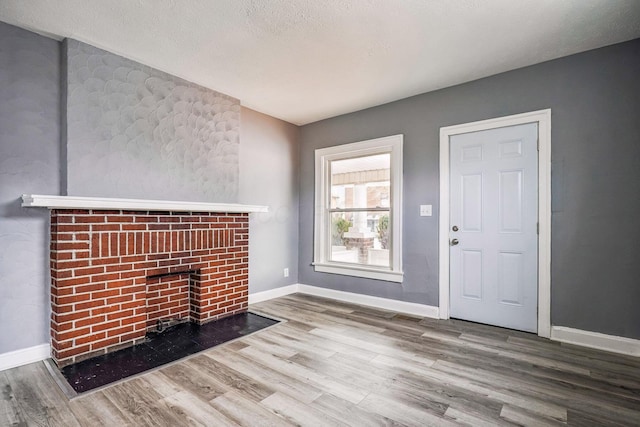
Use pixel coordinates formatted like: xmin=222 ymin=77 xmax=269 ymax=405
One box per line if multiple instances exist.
xmin=329 ymin=154 xmax=391 ymax=267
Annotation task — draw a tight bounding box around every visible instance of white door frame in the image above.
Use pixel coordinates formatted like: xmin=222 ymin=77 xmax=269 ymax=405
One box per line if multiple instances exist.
xmin=439 ymin=109 xmax=551 ymax=338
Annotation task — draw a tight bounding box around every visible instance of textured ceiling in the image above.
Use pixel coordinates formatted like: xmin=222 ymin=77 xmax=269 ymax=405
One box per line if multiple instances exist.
xmin=1 ymin=0 xmax=640 ymax=125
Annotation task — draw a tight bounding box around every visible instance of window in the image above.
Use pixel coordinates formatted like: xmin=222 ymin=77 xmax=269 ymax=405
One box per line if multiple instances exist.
xmin=314 ymin=134 xmax=403 ymax=282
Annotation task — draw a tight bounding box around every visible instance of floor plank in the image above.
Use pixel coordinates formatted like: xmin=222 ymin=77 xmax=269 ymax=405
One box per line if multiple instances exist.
xmin=157 ymin=362 xmax=228 ymax=401
xmin=309 ymin=392 xmax=402 ymax=426
xmin=156 ymin=390 xmax=237 ymax=426
xmin=261 ymin=391 xmax=348 ymax=427
xmin=357 ymin=392 xmax=458 ymax=426
xmin=69 ymin=391 xmax=134 ymax=427
xmin=2 ymin=292 xmax=639 ymax=426
xmin=206 ymin=348 xmax=324 ymax=404
xmin=3 ymin=362 xmax=80 ymax=427
xmin=239 ymin=345 xmax=368 ymax=404
xmin=1 ymin=371 xmax=27 ymax=426
xmin=209 ymin=390 xmax=293 ymax=426
xmin=100 ymin=379 xmax=186 ymax=427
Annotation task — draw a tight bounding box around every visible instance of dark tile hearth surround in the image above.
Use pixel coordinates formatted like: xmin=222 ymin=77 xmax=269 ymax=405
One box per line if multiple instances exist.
xmin=60 ymin=312 xmax=278 ymax=394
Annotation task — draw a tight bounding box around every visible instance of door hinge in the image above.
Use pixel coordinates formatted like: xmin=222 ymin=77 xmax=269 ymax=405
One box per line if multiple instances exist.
xmin=537 ymin=138 xmax=540 ymax=151
xmin=537 ymin=222 xmax=539 ymax=235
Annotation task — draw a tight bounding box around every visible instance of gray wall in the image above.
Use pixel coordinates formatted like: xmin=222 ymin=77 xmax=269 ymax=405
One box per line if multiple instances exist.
xmin=64 ymin=39 xmax=240 ymax=202
xmin=0 ymin=23 xmax=300 ymax=356
xmin=299 ymin=38 xmax=640 ymax=340
xmin=0 ymin=23 xmax=60 ymax=353
xmin=239 ymin=107 xmax=300 ymax=294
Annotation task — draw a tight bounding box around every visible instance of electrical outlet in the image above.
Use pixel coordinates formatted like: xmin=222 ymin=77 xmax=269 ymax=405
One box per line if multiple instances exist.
xmin=420 ymin=204 xmax=432 ymax=216
xmin=283 ymin=268 xmax=289 ymax=277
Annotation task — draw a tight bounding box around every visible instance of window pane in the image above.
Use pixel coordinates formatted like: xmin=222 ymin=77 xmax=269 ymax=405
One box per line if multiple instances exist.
xmin=330 ymin=154 xmax=390 ymax=209
xmin=330 ymin=211 xmax=390 ymax=267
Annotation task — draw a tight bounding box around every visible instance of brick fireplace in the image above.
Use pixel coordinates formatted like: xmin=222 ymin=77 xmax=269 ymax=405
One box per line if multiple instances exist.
xmin=23 ymin=195 xmax=266 ymax=367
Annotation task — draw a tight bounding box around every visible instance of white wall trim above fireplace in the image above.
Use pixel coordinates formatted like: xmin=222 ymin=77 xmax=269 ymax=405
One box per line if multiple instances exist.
xmin=21 ymin=194 xmax=268 ymax=213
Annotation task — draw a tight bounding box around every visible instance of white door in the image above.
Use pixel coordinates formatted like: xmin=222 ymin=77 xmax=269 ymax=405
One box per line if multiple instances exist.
xmin=449 ymin=123 xmax=538 ymax=332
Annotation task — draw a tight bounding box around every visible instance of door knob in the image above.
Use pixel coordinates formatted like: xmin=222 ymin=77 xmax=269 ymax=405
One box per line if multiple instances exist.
xmin=450 ymin=238 xmax=459 ymax=246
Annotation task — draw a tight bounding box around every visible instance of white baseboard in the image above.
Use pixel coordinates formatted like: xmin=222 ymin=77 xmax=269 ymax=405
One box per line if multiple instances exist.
xmin=248 ymin=284 xmax=299 ymax=304
xmin=0 ymin=344 xmax=50 ymax=372
xmin=298 ymin=285 xmax=440 ymax=318
xmin=551 ymin=326 xmax=640 ymax=357
xmin=249 ymin=283 xmax=439 ymax=319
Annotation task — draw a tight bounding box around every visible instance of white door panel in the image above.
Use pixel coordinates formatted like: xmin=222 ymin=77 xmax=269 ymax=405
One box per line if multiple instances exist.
xmin=461 ymin=250 xmax=483 ymax=299
xmin=461 ymin=174 xmax=483 ymax=232
xmin=450 ymin=123 xmax=538 ymax=332
xmin=499 ymin=169 xmax=523 ymax=232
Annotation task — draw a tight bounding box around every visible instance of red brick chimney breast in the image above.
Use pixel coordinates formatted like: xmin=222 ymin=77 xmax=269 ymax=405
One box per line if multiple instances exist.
xmin=49 ymin=209 xmax=249 ymax=366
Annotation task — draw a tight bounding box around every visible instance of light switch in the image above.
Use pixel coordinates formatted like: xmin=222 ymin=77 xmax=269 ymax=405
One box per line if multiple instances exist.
xmin=420 ymin=204 xmax=432 ymax=216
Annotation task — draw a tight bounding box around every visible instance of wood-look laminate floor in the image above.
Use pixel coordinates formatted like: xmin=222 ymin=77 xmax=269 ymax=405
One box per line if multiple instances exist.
xmin=2 ymin=293 xmax=639 ymax=426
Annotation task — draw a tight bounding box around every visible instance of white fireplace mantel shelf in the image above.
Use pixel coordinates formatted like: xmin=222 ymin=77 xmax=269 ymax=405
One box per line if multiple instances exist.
xmin=22 ymin=194 xmax=268 ymax=214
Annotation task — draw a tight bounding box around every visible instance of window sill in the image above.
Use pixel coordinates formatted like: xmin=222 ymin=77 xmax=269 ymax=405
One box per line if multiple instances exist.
xmin=313 ymin=262 xmax=404 ymax=283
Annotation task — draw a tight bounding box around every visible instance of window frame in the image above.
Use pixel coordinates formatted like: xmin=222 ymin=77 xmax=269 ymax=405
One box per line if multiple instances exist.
xmin=313 ymin=134 xmax=403 ymax=282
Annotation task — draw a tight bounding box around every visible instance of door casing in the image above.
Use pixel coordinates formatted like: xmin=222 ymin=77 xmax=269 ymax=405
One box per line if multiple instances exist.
xmin=439 ymin=109 xmax=551 ymax=338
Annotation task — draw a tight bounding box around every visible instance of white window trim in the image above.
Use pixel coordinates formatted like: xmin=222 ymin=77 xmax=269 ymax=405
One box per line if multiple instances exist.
xmin=314 ymin=134 xmax=403 ymax=282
